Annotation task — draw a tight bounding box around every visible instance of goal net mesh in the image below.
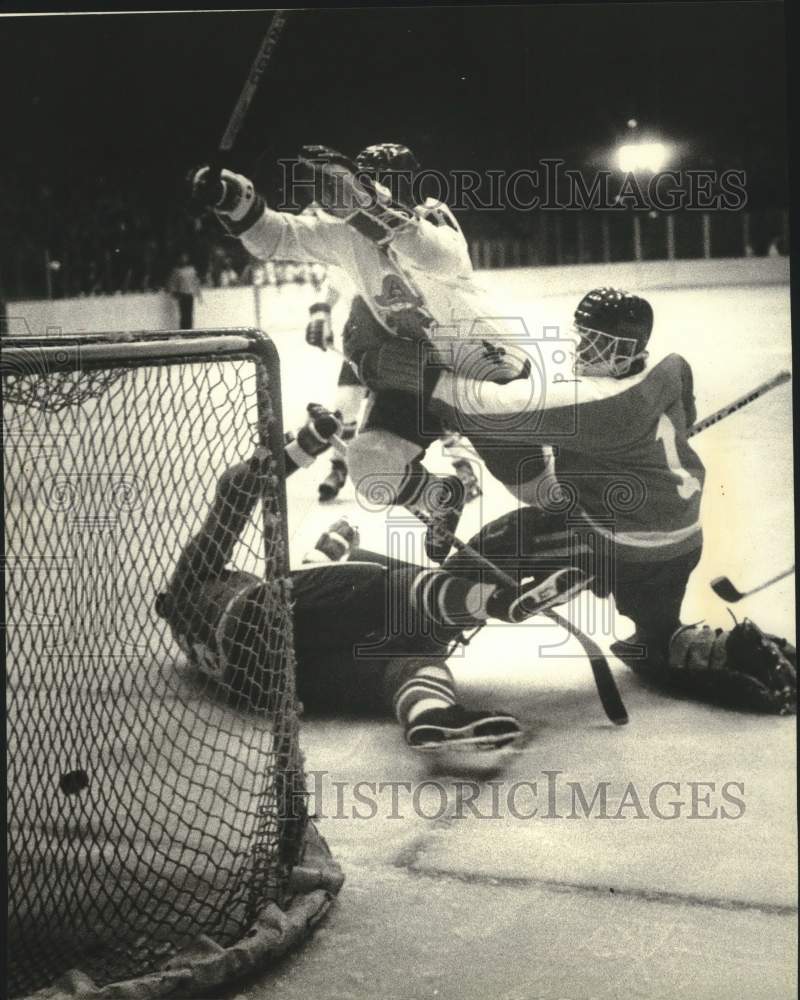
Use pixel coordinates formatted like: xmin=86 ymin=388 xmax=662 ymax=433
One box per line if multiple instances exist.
xmin=3 ymin=330 xmax=342 ymax=999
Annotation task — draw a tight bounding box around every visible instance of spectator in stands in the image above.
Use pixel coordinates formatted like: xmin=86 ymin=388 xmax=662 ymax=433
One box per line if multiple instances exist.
xmin=166 ymin=252 xmax=202 ymax=329
xmin=219 ymin=257 xmax=239 ymax=287
xmin=241 ymin=260 xmax=266 ymax=286
xmin=309 ymin=263 xmax=327 ymax=293
xmin=768 ymin=235 xmax=787 ymax=257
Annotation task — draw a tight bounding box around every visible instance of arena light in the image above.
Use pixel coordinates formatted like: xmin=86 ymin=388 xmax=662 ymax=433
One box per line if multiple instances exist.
xmin=616 ymin=141 xmax=670 ymax=173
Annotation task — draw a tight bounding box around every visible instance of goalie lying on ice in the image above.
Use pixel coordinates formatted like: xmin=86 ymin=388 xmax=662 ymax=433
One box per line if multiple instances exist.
xmin=155 ymin=404 xmax=540 ymax=752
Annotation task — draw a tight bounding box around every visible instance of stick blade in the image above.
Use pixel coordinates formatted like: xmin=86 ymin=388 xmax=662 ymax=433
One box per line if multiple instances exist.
xmin=710 ymin=576 xmax=743 ymax=602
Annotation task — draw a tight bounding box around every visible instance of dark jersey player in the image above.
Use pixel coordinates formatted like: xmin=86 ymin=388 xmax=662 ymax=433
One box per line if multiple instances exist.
xmin=154 ymin=404 xmax=583 ymax=752
xmin=350 ymin=287 xmax=705 ymax=672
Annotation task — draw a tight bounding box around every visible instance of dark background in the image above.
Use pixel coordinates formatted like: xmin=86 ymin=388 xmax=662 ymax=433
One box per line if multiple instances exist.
xmin=0 ymin=3 xmax=790 ymax=296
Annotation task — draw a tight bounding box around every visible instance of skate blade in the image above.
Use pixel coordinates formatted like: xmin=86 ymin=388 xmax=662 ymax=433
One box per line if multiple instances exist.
xmin=411 ymin=735 xmax=520 ymax=753
xmin=408 ymin=719 xmax=522 ymax=752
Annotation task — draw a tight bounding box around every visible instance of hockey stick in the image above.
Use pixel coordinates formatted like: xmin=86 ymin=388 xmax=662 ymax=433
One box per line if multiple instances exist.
xmin=414 ymin=512 xmax=628 ymax=726
xmin=330 ymin=433 xmax=348 ymax=457
xmin=689 ymin=373 xmax=792 ymax=604
xmin=687 ymin=370 xmax=791 ymax=438
xmin=542 ymin=607 xmax=629 ymax=726
xmin=218 ymin=10 xmax=289 ymax=154
xmin=711 ymin=565 xmax=794 ymax=603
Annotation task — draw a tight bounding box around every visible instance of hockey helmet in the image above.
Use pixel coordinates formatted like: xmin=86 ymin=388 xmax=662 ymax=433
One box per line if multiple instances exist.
xmin=355 ymin=142 xmax=420 ymax=175
xmin=355 ymin=143 xmax=419 ymax=208
xmin=573 ymin=287 xmax=653 ymax=377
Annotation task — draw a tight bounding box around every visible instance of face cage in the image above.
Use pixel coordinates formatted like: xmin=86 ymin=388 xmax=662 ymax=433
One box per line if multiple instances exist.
xmin=572 ymin=324 xmax=646 ymax=377
xmin=359 ymin=169 xmax=416 ymax=206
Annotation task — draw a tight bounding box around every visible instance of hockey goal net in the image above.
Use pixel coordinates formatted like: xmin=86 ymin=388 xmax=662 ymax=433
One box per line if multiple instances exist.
xmin=2 ymin=329 xmax=342 ymax=999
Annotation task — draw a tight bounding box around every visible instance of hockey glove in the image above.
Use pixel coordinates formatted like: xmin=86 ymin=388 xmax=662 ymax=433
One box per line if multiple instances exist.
xmin=305 ymin=302 xmax=334 ymax=351
xmin=668 ymin=618 xmax=797 ymax=714
xmin=304 ymin=402 xmax=343 ymax=447
xmin=303 ymin=517 xmax=361 ymax=564
xmin=189 ymin=166 xmax=263 ymax=233
xmin=284 ymin=404 xmax=343 ymax=471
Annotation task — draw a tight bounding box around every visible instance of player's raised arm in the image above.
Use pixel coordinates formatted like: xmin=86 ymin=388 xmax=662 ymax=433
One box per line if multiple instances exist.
xmin=190 ymin=165 xmax=352 ymax=265
xmin=162 ymin=404 xmax=343 ymax=596
xmin=297 ymin=143 xmax=470 ymax=274
xmin=349 ymin=143 xmax=470 ymax=274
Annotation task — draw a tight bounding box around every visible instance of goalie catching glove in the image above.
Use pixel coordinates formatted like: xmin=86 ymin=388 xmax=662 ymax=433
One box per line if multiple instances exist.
xmin=667 ymin=618 xmax=797 ymax=714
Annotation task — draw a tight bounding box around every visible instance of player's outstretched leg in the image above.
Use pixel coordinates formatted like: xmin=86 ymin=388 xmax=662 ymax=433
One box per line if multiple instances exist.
xmin=378 ymin=561 xmax=582 ymax=752
xmin=390 ymin=661 xmax=521 ymax=751
xmin=409 ymin=564 xmax=591 ymax=627
xmin=421 ymin=472 xmax=467 ymax=563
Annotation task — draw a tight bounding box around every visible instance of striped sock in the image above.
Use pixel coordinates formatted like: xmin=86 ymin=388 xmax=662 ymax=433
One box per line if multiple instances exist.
xmin=394 ymin=460 xmax=434 ymax=507
xmin=410 ymin=569 xmax=497 ymax=628
xmin=393 ymin=664 xmax=457 ymax=727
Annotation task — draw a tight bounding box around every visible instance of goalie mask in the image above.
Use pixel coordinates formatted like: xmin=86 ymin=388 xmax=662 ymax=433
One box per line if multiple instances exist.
xmin=156 ymin=571 xmax=286 ymax=712
xmin=355 ymin=142 xmax=420 ymax=208
xmin=573 ymin=287 xmax=653 ymax=378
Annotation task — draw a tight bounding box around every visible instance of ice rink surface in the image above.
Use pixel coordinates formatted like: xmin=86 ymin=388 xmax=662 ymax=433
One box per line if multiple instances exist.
xmin=222 ymin=277 xmax=796 ymax=1000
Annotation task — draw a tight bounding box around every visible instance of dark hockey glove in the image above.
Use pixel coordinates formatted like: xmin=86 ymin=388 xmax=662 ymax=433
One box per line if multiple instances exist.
xmin=189 ymin=164 xmax=225 ymax=208
xmin=306 ymin=302 xmax=334 ymax=351
xmin=284 ymin=404 xmax=343 ymax=472
xmin=668 ymin=619 xmax=797 ymax=714
xmin=188 ymin=166 xmax=263 ymax=233
xmin=303 ymin=517 xmax=361 ymax=565
xmin=304 ymin=402 xmax=343 ymax=447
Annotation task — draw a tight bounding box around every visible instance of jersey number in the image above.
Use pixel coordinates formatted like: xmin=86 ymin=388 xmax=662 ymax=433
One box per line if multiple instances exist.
xmin=656 ymin=414 xmax=702 ymax=499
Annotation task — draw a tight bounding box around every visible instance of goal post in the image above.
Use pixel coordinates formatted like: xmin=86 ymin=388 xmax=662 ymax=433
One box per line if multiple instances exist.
xmin=2 ymin=329 xmax=343 ymax=999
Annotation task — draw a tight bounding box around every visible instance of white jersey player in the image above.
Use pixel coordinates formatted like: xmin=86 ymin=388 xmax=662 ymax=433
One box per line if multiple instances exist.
xmin=191 ymin=143 xmax=530 ymax=560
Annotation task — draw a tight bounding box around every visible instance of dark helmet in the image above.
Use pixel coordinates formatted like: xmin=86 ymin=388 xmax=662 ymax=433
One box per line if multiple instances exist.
xmin=355 ymin=142 xmax=420 ymax=176
xmin=573 ymin=287 xmax=653 ymax=377
xmin=355 ymin=143 xmax=419 ymax=210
